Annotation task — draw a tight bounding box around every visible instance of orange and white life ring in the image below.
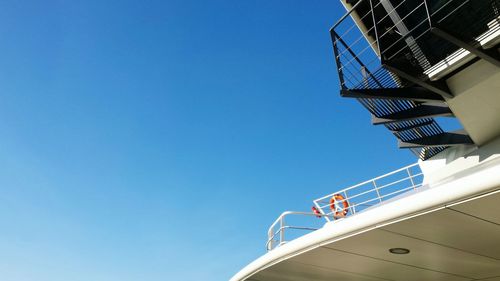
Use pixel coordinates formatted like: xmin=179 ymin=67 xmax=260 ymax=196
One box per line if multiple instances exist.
xmin=330 ymin=194 xmax=349 ymax=218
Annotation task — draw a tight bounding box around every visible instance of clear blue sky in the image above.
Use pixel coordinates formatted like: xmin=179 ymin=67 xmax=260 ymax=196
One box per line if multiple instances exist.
xmin=0 ymin=1 xmax=415 ymax=281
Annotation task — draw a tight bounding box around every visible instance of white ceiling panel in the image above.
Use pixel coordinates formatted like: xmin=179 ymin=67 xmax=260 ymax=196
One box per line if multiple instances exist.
xmin=448 ymin=190 xmax=500 ymax=225
xmin=382 ymin=208 xmax=500 ymax=259
xmin=252 ymin=261 xmax=391 ymax=281
xmin=290 ymin=246 xmax=469 ymax=281
xmin=246 ymin=190 xmax=500 ymax=281
xmin=324 ymin=229 xmax=500 ymax=279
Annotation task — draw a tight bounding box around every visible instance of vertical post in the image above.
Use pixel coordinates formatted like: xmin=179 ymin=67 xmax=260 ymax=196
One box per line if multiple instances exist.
xmin=331 ymin=31 xmax=346 ymax=90
xmin=279 ymin=216 xmax=285 ymax=246
xmin=267 ymin=229 xmax=272 ymax=251
xmin=344 ymin=190 xmax=355 ymax=215
xmin=373 ymin=180 xmax=382 ymax=203
xmin=407 ymin=167 xmax=416 ymax=190
xmin=368 ymin=0 xmax=382 ymax=58
xmin=361 ymin=66 xmax=368 ymax=88
xmin=423 ymin=0 xmax=433 ymax=28
xmin=314 ymin=200 xmax=330 ymax=222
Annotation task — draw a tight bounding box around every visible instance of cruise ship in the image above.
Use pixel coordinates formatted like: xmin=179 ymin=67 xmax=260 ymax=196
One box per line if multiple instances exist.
xmin=230 ymin=1 xmax=500 ymax=281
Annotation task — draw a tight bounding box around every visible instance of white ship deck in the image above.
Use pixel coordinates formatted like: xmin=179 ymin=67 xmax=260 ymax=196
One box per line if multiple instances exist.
xmin=231 ymin=137 xmax=500 ymax=281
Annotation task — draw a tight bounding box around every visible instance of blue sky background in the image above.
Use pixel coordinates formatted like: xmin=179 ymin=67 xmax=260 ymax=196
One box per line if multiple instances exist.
xmin=0 ymin=1 xmax=416 ymax=280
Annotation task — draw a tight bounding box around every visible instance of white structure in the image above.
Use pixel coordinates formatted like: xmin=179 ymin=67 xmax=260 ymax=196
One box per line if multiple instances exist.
xmin=231 ymin=1 xmax=500 ymax=281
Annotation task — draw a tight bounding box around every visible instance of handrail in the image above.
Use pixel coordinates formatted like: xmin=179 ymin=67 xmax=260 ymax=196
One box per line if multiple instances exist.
xmin=266 ymin=211 xmax=329 ymax=251
xmin=315 ymin=163 xmax=420 ymax=202
xmin=266 ymin=163 xmax=424 ymax=251
xmin=313 ymin=163 xmax=423 ymax=222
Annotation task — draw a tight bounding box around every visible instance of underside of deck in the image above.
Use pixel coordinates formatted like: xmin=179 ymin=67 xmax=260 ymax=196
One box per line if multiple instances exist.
xmin=248 ymin=189 xmax=500 ymax=281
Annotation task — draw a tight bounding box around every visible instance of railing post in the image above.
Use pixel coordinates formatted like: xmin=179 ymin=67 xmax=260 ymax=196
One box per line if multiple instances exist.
xmin=407 ymin=167 xmax=416 ymax=190
xmin=331 ymin=31 xmax=346 ymax=90
xmin=279 ymin=216 xmax=285 ymax=246
xmin=373 ymin=180 xmax=382 ymax=202
xmin=368 ymin=0 xmax=382 ymax=58
xmin=344 ymin=190 xmax=355 ymax=215
xmin=314 ymin=200 xmax=330 ymax=222
xmin=267 ymin=228 xmax=273 ymax=251
xmin=423 ymin=0 xmax=433 ymax=28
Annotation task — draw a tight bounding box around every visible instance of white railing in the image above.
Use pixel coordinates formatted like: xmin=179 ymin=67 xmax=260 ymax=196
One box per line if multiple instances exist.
xmin=266 ymin=211 xmax=325 ymax=251
xmin=313 ymin=163 xmax=423 ymax=222
xmin=266 ymin=163 xmax=423 ymax=251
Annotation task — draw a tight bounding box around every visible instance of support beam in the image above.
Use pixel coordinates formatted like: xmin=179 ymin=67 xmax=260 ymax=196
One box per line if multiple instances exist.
xmin=430 ymin=27 xmax=500 ymax=68
xmin=382 ymin=64 xmax=453 ymax=99
xmin=341 ymin=87 xmax=445 ymax=102
xmin=398 ymin=131 xmax=474 ymax=148
xmin=372 ymin=103 xmax=453 ymax=125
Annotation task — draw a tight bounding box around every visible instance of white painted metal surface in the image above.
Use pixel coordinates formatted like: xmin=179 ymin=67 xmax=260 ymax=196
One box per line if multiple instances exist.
xmin=230 ymin=153 xmax=500 ymax=281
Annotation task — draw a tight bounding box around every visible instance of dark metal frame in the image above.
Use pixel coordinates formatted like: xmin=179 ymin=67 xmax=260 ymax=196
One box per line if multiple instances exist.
xmin=399 ymin=131 xmax=474 ymax=148
xmin=371 ymin=103 xmax=453 ymax=125
xmin=387 ymin=120 xmax=434 ymax=132
xmin=341 ymin=87 xmax=445 ymax=102
xmin=328 ymin=0 xmax=500 ymax=160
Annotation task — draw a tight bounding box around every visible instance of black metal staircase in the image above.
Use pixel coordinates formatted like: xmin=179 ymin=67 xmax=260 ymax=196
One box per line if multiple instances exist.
xmin=331 ymin=0 xmax=499 ymax=160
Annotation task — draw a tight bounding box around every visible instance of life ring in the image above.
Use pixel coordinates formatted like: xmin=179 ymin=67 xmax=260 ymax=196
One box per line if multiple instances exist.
xmin=330 ymin=194 xmax=349 ymax=218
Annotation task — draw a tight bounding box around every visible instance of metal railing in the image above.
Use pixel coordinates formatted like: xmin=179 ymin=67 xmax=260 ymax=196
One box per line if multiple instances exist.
xmin=266 ymin=211 xmax=326 ymax=251
xmin=332 ymin=0 xmax=499 ymax=90
xmin=313 ymin=163 xmax=423 ymax=221
xmin=266 ymin=163 xmax=423 ymax=251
